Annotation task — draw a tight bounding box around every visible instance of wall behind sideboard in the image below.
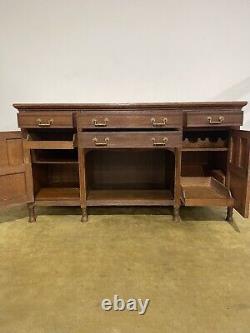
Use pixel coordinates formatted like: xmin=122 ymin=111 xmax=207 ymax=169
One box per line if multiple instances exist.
xmin=0 ymin=0 xmax=250 ymax=130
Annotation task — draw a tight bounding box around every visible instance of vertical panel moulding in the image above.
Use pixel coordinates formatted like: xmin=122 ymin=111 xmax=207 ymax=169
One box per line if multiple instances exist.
xmin=239 ymin=138 xmax=247 ymax=169
xmin=226 ymin=135 xmax=232 ymax=188
xmin=174 ymin=148 xmax=181 ymax=207
xmin=228 ymin=136 xmax=233 ymax=164
xmin=236 ymin=137 xmax=241 ymax=168
xmin=0 ymin=138 xmax=8 ymax=167
xmin=7 ymin=139 xmax=21 ymax=166
xmin=22 ymin=135 xmax=35 ymax=203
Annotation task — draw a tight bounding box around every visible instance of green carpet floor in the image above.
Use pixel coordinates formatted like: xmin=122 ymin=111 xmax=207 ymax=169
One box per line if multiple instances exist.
xmin=0 ymin=206 xmax=250 ymax=333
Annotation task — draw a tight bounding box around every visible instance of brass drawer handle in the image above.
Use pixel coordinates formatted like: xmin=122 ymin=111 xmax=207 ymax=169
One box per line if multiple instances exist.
xmin=36 ymin=118 xmax=54 ymax=127
xmin=152 ymin=137 xmax=168 ymax=146
xmin=151 ymin=117 xmax=168 ymax=127
xmin=92 ymin=118 xmax=109 ymax=127
xmin=207 ymin=116 xmax=224 ymax=124
xmin=92 ymin=137 xmax=109 ymax=146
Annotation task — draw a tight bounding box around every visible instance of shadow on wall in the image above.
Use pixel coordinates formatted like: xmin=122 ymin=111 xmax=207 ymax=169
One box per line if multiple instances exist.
xmin=211 ymin=76 xmax=250 ymax=129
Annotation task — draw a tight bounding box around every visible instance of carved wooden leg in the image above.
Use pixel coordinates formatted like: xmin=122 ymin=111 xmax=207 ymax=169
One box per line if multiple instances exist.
xmin=27 ymin=203 xmax=36 ymax=223
xmin=226 ymin=207 xmax=233 ymax=222
xmin=81 ymin=207 xmax=88 ymax=222
xmin=173 ymin=206 xmax=181 ymax=222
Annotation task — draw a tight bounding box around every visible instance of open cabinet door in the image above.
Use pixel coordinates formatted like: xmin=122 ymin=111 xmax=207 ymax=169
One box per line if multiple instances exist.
xmin=229 ymin=130 xmax=250 ymax=218
xmin=0 ymin=132 xmax=33 ymax=208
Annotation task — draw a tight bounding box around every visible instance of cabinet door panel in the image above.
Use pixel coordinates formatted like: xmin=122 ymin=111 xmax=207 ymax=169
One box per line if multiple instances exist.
xmin=0 ymin=132 xmax=32 ymax=207
xmin=229 ymin=130 xmax=250 ymax=217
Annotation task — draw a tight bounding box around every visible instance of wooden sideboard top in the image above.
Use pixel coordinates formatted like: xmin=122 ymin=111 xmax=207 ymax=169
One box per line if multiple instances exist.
xmin=13 ymin=101 xmax=247 ymax=111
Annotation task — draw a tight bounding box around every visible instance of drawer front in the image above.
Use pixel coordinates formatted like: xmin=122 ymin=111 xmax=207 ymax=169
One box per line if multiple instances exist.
xmin=18 ymin=112 xmax=73 ymax=128
xmin=78 ymin=131 xmax=181 ymax=149
xmin=78 ymin=111 xmax=182 ymax=129
xmin=186 ymin=111 xmax=243 ymax=127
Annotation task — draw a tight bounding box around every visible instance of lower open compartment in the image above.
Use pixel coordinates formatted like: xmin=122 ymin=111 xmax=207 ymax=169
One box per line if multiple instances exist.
xmin=85 ymin=149 xmax=175 ymax=206
xmin=33 ymin=163 xmax=80 ymax=205
xmin=181 ymin=150 xmax=233 ymax=207
xmin=181 ymin=177 xmax=233 ymax=206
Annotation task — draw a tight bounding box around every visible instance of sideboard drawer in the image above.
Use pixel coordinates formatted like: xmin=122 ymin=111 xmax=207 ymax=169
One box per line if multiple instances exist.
xmin=78 ymin=111 xmax=182 ymax=129
xmin=78 ymin=131 xmax=181 ymax=149
xmin=186 ymin=111 xmax=243 ymax=127
xmin=18 ymin=112 xmax=73 ymax=128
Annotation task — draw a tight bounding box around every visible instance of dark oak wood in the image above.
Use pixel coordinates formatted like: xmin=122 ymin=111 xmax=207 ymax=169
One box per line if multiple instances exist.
xmin=78 ymin=148 xmax=87 ymax=221
xmin=77 ymin=111 xmax=182 ymax=129
xmin=23 ymin=132 xmax=76 ymax=150
xmin=87 ymin=189 xmax=173 ymax=206
xmin=0 ymin=101 xmax=248 ymax=222
xmin=174 ymin=148 xmax=181 ymax=222
xmin=186 ymin=111 xmax=243 ymax=127
xmin=35 ymin=187 xmax=80 ymax=205
xmin=18 ymin=111 xmax=74 ymax=128
xmin=181 ymin=177 xmax=233 ymax=207
xmin=28 ymin=203 xmax=36 ymax=222
xmin=0 ymin=132 xmax=32 ymax=207
xmin=182 ymin=148 xmax=228 ymax=151
xmin=228 ymin=130 xmax=250 ymax=218
xmin=13 ymin=101 xmax=247 ymax=110
xmin=78 ymin=131 xmax=181 ymax=149
xmin=24 ymin=140 xmax=74 ymax=150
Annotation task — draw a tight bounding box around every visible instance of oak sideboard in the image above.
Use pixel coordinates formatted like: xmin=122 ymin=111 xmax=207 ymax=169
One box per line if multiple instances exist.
xmin=0 ymin=102 xmax=249 ymax=222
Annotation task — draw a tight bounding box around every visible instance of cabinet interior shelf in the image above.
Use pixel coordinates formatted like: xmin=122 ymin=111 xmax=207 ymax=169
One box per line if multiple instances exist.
xmin=86 ymin=189 xmax=173 ymax=206
xmin=32 ymin=159 xmax=78 ymax=164
xmin=35 ymin=186 xmax=80 ymax=206
xmin=181 ymin=147 xmax=228 ymax=152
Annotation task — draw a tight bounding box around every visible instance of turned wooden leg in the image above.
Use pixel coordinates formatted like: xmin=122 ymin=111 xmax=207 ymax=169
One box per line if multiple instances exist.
xmin=27 ymin=203 xmax=36 ymax=223
xmin=81 ymin=207 xmax=88 ymax=223
xmin=226 ymin=207 xmax=233 ymax=222
xmin=173 ymin=207 xmax=181 ymax=222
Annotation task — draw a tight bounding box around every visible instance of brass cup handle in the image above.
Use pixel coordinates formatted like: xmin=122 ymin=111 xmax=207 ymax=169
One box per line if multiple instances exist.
xmin=207 ymin=116 xmax=224 ymax=124
xmin=36 ymin=118 xmax=54 ymax=127
xmin=151 ymin=117 xmax=168 ymax=127
xmin=92 ymin=118 xmax=109 ymax=127
xmin=152 ymin=137 xmax=168 ymax=146
xmin=92 ymin=137 xmax=109 ymax=146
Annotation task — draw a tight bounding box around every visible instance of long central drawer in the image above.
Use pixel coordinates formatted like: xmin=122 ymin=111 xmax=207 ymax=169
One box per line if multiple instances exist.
xmin=77 ymin=111 xmax=182 ymax=129
xmin=78 ymin=131 xmax=181 ymax=149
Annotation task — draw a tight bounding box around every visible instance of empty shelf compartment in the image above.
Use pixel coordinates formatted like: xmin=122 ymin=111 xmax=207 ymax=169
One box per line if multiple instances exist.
xmin=24 ymin=130 xmax=76 ymax=149
xmin=32 ymin=149 xmax=78 ymax=164
xmin=87 ymin=189 xmax=173 ymax=206
xmin=35 ymin=186 xmax=80 ymax=205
